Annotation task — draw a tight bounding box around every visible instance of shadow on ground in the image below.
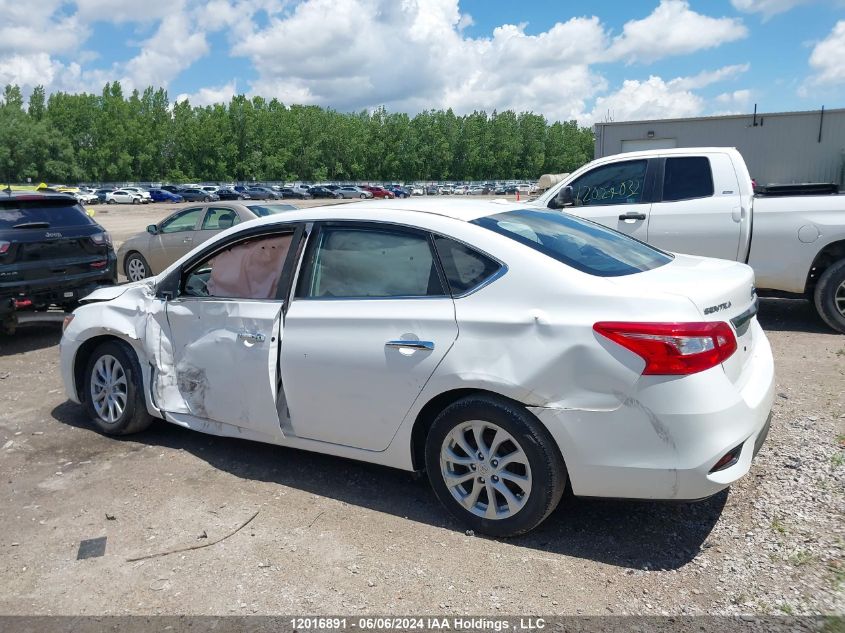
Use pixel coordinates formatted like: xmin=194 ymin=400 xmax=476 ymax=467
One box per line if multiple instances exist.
xmin=52 ymin=400 xmax=725 ymax=571
xmin=0 ymin=325 xmax=62 ymax=356
xmin=756 ymin=297 xmax=835 ymax=334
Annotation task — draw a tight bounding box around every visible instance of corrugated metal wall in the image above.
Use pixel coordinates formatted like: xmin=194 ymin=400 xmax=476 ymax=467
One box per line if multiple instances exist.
xmin=594 ymin=109 xmax=845 ymax=186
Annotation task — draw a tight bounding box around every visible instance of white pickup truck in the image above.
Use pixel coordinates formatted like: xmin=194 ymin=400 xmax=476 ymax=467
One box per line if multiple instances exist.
xmin=532 ymin=147 xmax=845 ymax=332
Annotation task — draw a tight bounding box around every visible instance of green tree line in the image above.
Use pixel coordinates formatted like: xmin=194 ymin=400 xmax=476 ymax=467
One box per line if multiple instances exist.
xmin=0 ymin=82 xmax=594 ymax=184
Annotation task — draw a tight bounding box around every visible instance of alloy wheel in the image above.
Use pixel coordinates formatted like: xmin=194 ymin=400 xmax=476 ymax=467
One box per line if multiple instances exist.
xmin=90 ymin=355 xmax=128 ymax=424
xmin=440 ymin=420 xmax=532 ymax=519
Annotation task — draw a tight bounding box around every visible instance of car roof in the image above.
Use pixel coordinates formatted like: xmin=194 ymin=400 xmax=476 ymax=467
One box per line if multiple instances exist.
xmin=244 ymin=198 xmax=523 ymax=227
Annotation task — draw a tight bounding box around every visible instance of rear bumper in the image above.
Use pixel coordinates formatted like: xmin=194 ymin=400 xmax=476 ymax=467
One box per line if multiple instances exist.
xmin=0 ymin=260 xmax=117 ymax=316
xmin=531 ymin=321 xmax=776 ymax=501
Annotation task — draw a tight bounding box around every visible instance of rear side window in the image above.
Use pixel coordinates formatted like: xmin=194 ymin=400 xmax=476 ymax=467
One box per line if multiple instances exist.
xmin=473 ymin=209 xmax=672 ymax=277
xmin=433 ymin=236 xmax=501 ymax=295
xmin=0 ymin=199 xmax=94 ymax=229
xmin=202 ymin=207 xmax=241 ymax=230
xmin=662 ymin=157 xmax=714 ymax=201
xmin=299 ymin=227 xmax=445 ymax=298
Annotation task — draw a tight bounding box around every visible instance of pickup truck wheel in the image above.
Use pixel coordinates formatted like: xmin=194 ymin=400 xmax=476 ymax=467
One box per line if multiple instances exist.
xmin=125 ymin=252 xmax=150 ymax=282
xmin=425 ymin=394 xmax=567 ymax=537
xmin=814 ymin=259 xmax=845 ymax=333
xmin=83 ymin=341 xmax=153 ymax=435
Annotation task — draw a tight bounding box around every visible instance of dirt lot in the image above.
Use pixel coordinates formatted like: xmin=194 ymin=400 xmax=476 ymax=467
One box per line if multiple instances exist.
xmin=0 ymin=200 xmax=842 ymax=616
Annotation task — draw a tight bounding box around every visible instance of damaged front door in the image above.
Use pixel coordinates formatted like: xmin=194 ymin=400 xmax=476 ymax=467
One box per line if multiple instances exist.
xmin=160 ymin=230 xmax=296 ymax=443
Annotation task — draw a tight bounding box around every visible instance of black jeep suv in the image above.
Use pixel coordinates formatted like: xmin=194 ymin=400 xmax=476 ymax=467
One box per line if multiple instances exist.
xmin=1 ymin=191 xmax=117 ymax=330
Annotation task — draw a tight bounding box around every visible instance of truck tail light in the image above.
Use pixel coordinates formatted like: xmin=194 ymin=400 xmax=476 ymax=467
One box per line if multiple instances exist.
xmin=593 ymin=321 xmax=737 ymax=376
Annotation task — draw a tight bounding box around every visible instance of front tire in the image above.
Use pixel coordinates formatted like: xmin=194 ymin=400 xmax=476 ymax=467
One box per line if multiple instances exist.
xmin=425 ymin=394 xmax=567 ymax=537
xmin=83 ymin=341 xmax=153 ymax=436
xmin=124 ymin=252 xmax=150 ymax=282
xmin=814 ymin=259 xmax=845 ymax=333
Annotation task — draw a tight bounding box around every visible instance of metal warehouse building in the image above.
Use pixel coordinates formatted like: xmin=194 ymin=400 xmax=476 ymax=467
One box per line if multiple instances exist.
xmin=593 ymin=107 xmax=845 ymax=187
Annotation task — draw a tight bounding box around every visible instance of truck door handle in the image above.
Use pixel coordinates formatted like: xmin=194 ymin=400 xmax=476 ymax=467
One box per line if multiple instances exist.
xmin=238 ymin=331 xmax=266 ymax=343
xmin=619 ymin=212 xmax=647 ymax=221
xmin=385 ymin=340 xmax=435 ymax=351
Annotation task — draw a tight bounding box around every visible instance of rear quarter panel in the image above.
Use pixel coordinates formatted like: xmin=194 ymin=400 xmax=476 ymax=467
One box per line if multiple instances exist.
xmin=749 ymin=195 xmax=845 ymax=293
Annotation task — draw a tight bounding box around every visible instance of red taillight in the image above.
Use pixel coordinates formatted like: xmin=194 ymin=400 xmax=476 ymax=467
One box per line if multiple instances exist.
xmin=0 ymin=241 xmax=9 ymax=255
xmin=593 ymin=321 xmax=737 ymax=376
xmin=90 ymin=260 xmax=108 ymax=269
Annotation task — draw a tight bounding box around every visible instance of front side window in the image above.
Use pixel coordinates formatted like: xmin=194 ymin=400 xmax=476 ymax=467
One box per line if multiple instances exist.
xmin=160 ymin=208 xmax=203 ymax=233
xmin=183 ymin=232 xmax=294 ymax=299
xmin=473 ymin=209 xmax=672 ymax=277
xmin=662 ymin=156 xmax=714 ymax=201
xmin=299 ymin=226 xmax=444 ymax=298
xmin=569 ymin=159 xmax=648 ymax=207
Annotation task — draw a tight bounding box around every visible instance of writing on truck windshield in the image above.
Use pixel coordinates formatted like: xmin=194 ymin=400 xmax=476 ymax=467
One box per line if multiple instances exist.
xmin=473 ymin=209 xmax=672 ymax=277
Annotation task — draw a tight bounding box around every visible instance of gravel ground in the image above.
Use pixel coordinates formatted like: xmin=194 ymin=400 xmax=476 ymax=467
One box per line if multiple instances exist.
xmin=0 ymin=202 xmax=842 ymax=616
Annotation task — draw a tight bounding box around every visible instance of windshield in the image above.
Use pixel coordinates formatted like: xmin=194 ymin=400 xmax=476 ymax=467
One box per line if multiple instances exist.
xmin=472 ymin=209 xmax=672 ymax=277
xmin=247 ymin=203 xmax=297 ymax=217
xmin=0 ymin=199 xmax=94 ymax=229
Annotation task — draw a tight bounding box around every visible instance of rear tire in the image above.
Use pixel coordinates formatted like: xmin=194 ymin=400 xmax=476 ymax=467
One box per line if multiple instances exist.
xmin=814 ymin=259 xmax=845 ymax=333
xmin=425 ymin=394 xmax=567 ymax=537
xmin=83 ymin=341 xmax=153 ymax=436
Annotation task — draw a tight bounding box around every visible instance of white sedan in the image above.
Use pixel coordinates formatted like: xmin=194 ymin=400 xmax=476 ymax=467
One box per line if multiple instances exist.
xmin=60 ymin=200 xmax=774 ymax=536
xmin=105 ymin=190 xmax=143 ymax=204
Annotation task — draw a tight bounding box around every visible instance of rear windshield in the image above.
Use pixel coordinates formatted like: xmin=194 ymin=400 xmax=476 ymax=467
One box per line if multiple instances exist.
xmin=247 ymin=204 xmax=297 ymax=217
xmin=0 ymin=199 xmax=94 ymax=229
xmin=472 ymin=209 xmax=672 ymax=277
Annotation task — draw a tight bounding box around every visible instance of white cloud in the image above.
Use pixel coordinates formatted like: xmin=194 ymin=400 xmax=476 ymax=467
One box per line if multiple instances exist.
xmin=0 ymin=0 xmax=88 ymax=55
xmin=232 ymin=0 xmax=612 ymax=121
xmin=713 ymin=89 xmax=753 ymax=114
xmin=75 ymin=0 xmax=177 ymax=22
xmin=730 ymin=0 xmax=811 ymax=18
xmin=176 ymin=80 xmax=238 ymax=106
xmin=670 ymin=63 xmax=750 ymax=90
xmin=585 ymin=75 xmax=705 ymax=123
xmin=0 ymin=0 xmax=758 ymax=126
xmin=805 ymin=20 xmax=845 ymax=86
xmin=120 ymin=11 xmax=210 ymax=90
xmin=606 ymin=0 xmax=747 ymax=63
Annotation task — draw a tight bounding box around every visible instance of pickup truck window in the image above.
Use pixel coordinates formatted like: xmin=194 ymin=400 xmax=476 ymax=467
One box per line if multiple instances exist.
xmin=474 ymin=209 xmax=672 ymax=277
xmin=570 ymin=159 xmax=647 ymax=207
xmin=663 ymin=157 xmax=714 ymax=201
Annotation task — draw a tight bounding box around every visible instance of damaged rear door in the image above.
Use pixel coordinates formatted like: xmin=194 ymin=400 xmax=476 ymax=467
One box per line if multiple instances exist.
xmin=159 ymin=226 xmax=301 ymax=442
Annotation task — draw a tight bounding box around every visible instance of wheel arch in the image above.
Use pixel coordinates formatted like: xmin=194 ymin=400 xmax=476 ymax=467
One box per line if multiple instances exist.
xmin=409 ymin=388 xmax=539 ymax=471
xmin=73 ymin=334 xmax=140 ymax=403
xmin=805 ymin=239 xmax=845 ymax=295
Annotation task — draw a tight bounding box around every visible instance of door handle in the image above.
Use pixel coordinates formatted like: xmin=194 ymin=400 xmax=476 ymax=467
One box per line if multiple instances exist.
xmin=183 ymin=236 xmax=193 ymax=244
xmin=385 ymin=340 xmax=434 ymax=351
xmin=618 ymin=212 xmax=647 ymax=221
xmin=238 ymin=331 xmax=266 ymax=343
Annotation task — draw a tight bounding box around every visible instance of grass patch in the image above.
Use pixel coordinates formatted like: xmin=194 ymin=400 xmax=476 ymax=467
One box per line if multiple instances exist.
xmin=788 ymin=549 xmax=816 ymax=566
xmin=771 ymin=518 xmax=787 ymax=534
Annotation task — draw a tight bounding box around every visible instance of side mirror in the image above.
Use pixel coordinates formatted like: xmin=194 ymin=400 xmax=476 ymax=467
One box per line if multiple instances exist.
xmin=147 ymin=224 xmax=158 ymax=235
xmin=555 ymin=185 xmax=574 ymax=208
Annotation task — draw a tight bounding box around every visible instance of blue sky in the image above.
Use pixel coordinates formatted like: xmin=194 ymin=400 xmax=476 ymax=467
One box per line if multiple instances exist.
xmin=1 ymin=0 xmax=843 ymax=123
